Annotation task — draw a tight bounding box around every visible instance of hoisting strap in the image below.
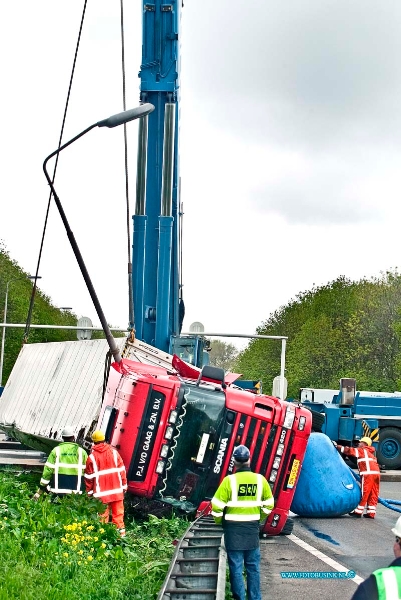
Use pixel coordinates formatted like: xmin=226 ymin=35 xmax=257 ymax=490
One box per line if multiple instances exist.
xmin=349 ymin=467 xmax=401 ymax=513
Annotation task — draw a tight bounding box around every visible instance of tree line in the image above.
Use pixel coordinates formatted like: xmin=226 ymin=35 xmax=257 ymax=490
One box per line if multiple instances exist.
xmin=3 ymin=239 xmax=401 ymax=399
xmin=235 ymin=272 xmax=401 ymax=399
xmin=0 ymin=244 xmax=116 ymax=386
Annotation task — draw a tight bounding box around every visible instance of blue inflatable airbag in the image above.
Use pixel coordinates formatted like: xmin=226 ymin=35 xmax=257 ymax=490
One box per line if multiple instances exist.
xmin=291 ymin=432 xmax=361 ymax=517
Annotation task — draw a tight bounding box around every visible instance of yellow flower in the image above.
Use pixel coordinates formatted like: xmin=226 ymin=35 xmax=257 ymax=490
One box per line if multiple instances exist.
xmin=63 ymin=553 xmax=69 ymax=558
xmin=101 ymin=543 xmax=106 ymax=549
xmin=78 ymin=550 xmax=84 ymax=555
xmin=93 ymin=537 xmax=98 ymax=542
xmin=90 ymin=548 xmax=94 ymax=553
xmin=86 ymin=525 xmax=95 ymax=531
xmin=87 ymin=555 xmax=93 ymax=562
xmin=99 ymin=528 xmax=105 ymax=533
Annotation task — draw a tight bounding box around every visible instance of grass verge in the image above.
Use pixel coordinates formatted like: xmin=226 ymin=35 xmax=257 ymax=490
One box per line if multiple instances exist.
xmin=0 ymin=470 xmax=188 ymax=600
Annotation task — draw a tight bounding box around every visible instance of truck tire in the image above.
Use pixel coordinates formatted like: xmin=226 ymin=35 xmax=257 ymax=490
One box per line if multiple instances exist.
xmin=307 ymin=409 xmax=325 ymax=432
xmin=376 ymin=428 xmax=401 ymax=470
xmin=280 ymin=517 xmax=294 ymax=536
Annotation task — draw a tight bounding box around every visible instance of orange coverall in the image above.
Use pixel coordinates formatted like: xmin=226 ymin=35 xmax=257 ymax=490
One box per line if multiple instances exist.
xmin=84 ymin=442 xmax=127 ymax=535
xmin=338 ymin=444 xmax=380 ymax=518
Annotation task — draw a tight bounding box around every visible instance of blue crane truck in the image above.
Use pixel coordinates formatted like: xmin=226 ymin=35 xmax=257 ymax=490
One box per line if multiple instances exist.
xmin=302 ymin=378 xmax=401 ymax=469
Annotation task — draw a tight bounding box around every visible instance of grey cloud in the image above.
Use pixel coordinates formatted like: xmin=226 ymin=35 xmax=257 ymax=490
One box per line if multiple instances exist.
xmin=183 ymin=0 xmax=401 ymax=148
xmin=252 ymin=179 xmax=379 ymax=225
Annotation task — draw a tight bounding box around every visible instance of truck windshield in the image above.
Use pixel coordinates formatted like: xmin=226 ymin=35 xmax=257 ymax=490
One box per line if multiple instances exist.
xmin=160 ymin=383 xmax=225 ymax=505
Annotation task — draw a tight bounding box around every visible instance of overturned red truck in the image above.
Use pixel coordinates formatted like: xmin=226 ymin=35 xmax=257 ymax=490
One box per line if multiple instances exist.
xmin=99 ymin=355 xmax=312 ymax=535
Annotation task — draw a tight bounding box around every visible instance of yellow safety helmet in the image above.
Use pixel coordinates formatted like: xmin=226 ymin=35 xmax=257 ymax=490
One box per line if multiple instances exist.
xmin=91 ymin=430 xmax=105 ymax=442
xmin=359 ymin=436 xmax=372 ymax=446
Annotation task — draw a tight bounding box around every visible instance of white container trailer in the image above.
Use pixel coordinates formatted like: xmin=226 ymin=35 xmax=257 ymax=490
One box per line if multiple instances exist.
xmin=0 ymin=337 xmax=174 ymax=453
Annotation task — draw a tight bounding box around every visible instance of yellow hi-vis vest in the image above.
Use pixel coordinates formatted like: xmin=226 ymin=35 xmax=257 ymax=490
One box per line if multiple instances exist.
xmin=40 ymin=442 xmax=88 ymax=494
xmin=211 ymin=470 xmax=274 ymax=524
xmin=373 ymin=567 xmax=401 ymax=599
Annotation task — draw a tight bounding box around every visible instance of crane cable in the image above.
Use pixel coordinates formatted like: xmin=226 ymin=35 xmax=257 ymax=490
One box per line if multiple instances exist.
xmin=119 ymin=0 xmax=135 ymax=332
xmin=23 ymin=0 xmax=89 ymax=344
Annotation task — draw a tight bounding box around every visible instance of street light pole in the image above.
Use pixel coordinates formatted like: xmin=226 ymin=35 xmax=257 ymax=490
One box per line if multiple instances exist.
xmin=42 ymin=104 xmax=154 ymax=365
xmin=0 ymin=275 xmax=41 ymax=387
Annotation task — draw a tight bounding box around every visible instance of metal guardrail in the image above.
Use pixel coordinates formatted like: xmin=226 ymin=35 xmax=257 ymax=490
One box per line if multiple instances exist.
xmin=158 ymin=515 xmax=227 ymax=600
xmin=0 ymin=431 xmax=46 ymax=468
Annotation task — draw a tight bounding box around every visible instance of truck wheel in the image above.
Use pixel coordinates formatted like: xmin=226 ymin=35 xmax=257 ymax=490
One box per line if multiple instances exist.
xmin=376 ymin=428 xmax=401 ymax=470
xmin=308 ymin=409 xmax=325 ymax=432
xmin=280 ymin=517 xmax=294 ymax=536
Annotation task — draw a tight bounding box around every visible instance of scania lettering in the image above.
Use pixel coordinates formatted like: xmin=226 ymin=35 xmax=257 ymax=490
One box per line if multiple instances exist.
xmin=214 ymin=438 xmax=228 ymax=474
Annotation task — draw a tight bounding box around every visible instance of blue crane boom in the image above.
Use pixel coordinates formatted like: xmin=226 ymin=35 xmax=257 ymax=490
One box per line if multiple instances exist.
xmin=132 ymin=0 xmax=181 ymax=351
xmin=132 ymin=0 xmax=207 ymax=367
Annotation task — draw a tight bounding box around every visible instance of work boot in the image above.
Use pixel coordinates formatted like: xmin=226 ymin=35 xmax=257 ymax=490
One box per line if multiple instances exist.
xmin=363 ymin=514 xmax=375 ymax=519
xmin=348 ymin=512 xmax=362 ymax=518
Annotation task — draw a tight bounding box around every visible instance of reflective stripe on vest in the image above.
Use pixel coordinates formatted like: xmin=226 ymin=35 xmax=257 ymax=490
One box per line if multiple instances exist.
xmin=357 ymin=448 xmax=380 ymax=475
xmin=88 ymin=449 xmax=124 ymax=498
xmin=373 ymin=566 xmax=401 ymax=599
xmin=224 ymin=473 xmax=265 ymax=522
xmin=46 ymin=446 xmax=85 ymax=493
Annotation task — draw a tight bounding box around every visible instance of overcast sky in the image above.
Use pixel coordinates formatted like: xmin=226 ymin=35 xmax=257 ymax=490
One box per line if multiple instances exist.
xmin=2 ymin=1 xmax=401 ymax=350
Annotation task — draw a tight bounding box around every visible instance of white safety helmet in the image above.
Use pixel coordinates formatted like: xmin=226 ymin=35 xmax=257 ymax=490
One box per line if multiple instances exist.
xmin=61 ymin=426 xmax=75 ymax=438
xmin=391 ymin=516 xmax=401 ymax=537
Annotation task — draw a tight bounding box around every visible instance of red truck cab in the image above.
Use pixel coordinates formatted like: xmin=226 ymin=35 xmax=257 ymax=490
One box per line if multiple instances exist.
xmin=98 ymin=360 xmax=311 ymax=535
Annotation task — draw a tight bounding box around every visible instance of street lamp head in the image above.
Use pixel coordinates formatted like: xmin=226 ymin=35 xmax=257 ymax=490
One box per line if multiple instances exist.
xmin=28 ymin=275 xmax=42 ymax=280
xmin=42 ymin=102 xmax=155 ymax=365
xmin=96 ymin=103 xmax=155 ymax=129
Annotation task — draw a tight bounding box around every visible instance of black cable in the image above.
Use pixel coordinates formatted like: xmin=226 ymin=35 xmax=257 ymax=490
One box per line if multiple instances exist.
xmin=102 ymin=350 xmax=112 ymax=402
xmin=23 ymin=0 xmax=89 ymax=343
xmin=120 ymin=0 xmax=134 ymax=330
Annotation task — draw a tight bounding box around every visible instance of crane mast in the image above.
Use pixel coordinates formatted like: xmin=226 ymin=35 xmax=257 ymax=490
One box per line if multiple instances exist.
xmin=132 ymin=0 xmax=181 ymax=352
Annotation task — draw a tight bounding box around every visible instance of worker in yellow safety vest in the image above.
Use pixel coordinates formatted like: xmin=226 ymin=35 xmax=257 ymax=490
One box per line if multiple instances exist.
xmin=33 ymin=426 xmax=88 ymax=499
xmin=211 ymin=445 xmax=274 ymax=600
xmin=351 ymin=515 xmax=401 ymax=599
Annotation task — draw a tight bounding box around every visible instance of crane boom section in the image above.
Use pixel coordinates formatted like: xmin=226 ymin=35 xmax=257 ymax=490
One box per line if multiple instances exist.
xmin=133 ymin=1 xmax=181 ymax=351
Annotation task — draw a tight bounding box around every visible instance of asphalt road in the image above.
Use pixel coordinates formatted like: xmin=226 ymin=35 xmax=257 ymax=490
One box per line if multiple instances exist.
xmin=260 ymin=481 xmax=401 ymax=599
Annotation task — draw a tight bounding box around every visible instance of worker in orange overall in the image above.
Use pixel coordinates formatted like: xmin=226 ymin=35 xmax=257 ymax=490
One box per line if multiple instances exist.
xmin=84 ymin=430 xmax=128 ymax=536
xmin=334 ymin=436 xmax=380 ymax=518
